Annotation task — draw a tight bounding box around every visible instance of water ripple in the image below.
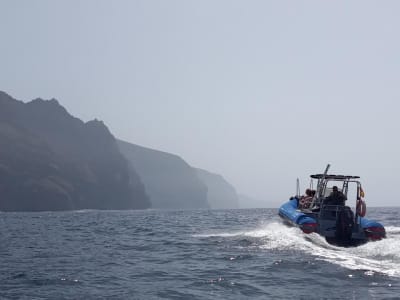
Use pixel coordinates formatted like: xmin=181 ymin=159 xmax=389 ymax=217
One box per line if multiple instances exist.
xmin=0 ymin=208 xmax=399 ymax=299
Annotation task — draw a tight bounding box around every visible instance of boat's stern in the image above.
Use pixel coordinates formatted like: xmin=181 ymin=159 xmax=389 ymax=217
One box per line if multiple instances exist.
xmin=316 ymin=205 xmax=386 ymax=245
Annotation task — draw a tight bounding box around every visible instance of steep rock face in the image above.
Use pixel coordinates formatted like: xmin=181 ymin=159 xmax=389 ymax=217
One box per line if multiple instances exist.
xmin=117 ymin=140 xmax=209 ymax=209
xmin=195 ymin=168 xmax=239 ymax=209
xmin=0 ymin=91 xmax=150 ymax=211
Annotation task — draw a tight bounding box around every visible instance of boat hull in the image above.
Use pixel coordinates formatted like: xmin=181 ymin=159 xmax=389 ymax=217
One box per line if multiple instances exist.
xmin=278 ymin=199 xmax=385 ymax=246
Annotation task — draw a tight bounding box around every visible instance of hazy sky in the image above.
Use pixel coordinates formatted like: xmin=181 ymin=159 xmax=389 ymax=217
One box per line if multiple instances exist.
xmin=1 ymin=1 xmax=399 ymax=206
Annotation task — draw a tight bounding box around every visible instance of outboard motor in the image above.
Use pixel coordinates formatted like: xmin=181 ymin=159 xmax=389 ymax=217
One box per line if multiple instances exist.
xmin=335 ymin=206 xmax=354 ymax=243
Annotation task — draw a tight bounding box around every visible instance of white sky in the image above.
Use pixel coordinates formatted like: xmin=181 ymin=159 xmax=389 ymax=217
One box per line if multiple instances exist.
xmin=1 ymin=1 xmax=399 ymax=206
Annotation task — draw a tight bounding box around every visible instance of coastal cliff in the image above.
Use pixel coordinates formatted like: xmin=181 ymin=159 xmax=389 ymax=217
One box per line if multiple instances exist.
xmin=195 ymin=168 xmax=239 ymax=209
xmin=0 ymin=91 xmax=150 ymax=211
xmin=117 ymin=140 xmax=209 ymax=209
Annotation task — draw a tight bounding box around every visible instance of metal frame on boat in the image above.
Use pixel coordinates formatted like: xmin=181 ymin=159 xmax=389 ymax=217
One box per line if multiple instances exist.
xmin=279 ymin=164 xmax=386 ymax=246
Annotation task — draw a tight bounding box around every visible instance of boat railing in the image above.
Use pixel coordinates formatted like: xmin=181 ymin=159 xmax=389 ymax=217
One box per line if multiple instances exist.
xmin=319 ymin=204 xmax=343 ymax=220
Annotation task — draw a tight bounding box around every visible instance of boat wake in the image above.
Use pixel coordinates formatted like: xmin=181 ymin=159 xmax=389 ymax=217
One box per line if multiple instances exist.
xmin=195 ymin=223 xmax=400 ymax=277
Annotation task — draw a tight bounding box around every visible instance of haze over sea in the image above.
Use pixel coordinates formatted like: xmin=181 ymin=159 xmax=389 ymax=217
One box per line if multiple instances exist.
xmin=1 ymin=206 xmax=399 ymax=299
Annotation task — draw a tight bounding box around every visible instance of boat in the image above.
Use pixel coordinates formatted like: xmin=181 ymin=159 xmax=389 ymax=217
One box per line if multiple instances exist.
xmin=278 ymin=164 xmax=386 ymax=246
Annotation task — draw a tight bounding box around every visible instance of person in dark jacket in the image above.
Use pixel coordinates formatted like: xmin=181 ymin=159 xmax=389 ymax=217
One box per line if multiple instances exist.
xmin=325 ymin=186 xmax=347 ymax=205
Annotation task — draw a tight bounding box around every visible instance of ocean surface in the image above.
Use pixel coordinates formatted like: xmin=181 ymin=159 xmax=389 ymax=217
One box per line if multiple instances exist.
xmin=1 ymin=207 xmax=399 ymax=299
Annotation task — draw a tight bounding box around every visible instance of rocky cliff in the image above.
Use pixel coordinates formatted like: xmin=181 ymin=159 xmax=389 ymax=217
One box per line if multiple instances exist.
xmin=0 ymin=91 xmax=150 ymax=211
xmin=195 ymin=168 xmax=239 ymax=209
xmin=117 ymin=140 xmax=209 ymax=209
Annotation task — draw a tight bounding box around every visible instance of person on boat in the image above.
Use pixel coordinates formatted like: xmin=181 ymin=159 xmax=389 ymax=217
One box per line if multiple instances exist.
xmin=324 ymin=186 xmax=347 ymax=205
xmin=299 ymin=189 xmax=313 ymax=209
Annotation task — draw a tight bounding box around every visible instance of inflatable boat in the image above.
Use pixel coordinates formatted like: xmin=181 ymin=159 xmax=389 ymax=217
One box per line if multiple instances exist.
xmin=278 ymin=165 xmax=386 ymax=246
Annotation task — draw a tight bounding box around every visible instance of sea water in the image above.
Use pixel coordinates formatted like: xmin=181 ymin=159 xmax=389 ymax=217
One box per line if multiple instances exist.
xmin=0 ymin=207 xmax=399 ymax=299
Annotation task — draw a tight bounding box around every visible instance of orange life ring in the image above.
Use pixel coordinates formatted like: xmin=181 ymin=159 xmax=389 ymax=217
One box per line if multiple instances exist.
xmin=356 ymin=199 xmax=367 ymax=217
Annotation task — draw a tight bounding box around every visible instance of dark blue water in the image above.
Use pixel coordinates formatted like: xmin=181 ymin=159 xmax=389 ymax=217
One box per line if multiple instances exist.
xmin=1 ymin=207 xmax=399 ymax=299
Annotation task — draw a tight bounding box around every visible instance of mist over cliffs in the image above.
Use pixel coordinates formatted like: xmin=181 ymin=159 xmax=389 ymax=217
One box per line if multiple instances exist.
xmin=195 ymin=168 xmax=239 ymax=209
xmin=117 ymin=140 xmax=209 ymax=209
xmin=0 ymin=91 xmax=241 ymax=211
xmin=117 ymin=141 xmax=241 ymax=210
xmin=0 ymin=91 xmax=150 ymax=211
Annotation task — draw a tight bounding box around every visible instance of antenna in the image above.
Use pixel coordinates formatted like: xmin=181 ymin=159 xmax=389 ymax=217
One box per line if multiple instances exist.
xmin=318 ymin=164 xmax=330 ymax=198
xmin=310 ymin=164 xmax=330 ymax=208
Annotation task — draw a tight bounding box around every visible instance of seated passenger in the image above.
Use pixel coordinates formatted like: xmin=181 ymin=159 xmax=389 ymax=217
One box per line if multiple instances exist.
xmin=324 ymin=186 xmax=347 ymax=206
xmin=299 ymin=189 xmax=313 ymax=209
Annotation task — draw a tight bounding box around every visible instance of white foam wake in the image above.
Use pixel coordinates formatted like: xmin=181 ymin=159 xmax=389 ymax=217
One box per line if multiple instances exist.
xmin=195 ymin=223 xmax=400 ymax=277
